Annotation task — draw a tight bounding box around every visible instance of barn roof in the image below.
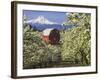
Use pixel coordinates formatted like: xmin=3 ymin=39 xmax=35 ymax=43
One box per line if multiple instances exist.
xmin=43 ymin=28 xmax=54 ymax=36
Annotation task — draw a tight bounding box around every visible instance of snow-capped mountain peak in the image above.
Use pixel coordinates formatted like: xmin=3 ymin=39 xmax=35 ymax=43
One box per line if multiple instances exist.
xmin=26 ymin=16 xmax=57 ymax=24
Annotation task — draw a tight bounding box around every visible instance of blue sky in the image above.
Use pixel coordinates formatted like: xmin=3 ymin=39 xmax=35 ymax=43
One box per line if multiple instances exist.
xmin=23 ymin=10 xmax=67 ymax=24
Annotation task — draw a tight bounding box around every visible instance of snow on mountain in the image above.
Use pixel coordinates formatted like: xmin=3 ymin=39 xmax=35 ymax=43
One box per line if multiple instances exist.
xmin=26 ymin=16 xmax=57 ymax=24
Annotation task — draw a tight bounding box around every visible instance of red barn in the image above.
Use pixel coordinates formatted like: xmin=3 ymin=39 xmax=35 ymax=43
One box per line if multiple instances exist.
xmin=42 ymin=28 xmax=60 ymax=45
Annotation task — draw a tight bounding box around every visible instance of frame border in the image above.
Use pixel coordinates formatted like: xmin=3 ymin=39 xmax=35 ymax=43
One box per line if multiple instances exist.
xmin=11 ymin=1 xmax=98 ymax=79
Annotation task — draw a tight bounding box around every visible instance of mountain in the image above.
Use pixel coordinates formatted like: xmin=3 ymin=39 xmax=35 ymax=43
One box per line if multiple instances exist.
xmin=25 ymin=16 xmax=73 ymax=31
xmin=26 ymin=16 xmax=57 ymax=25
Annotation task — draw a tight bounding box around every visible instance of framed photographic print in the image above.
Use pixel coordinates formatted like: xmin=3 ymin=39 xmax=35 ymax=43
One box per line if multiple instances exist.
xmin=11 ymin=1 xmax=98 ymax=78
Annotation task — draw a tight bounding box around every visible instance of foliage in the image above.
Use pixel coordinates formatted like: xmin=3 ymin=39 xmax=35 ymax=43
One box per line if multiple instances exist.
xmin=61 ymin=13 xmax=91 ymax=65
xmin=23 ymin=25 xmax=61 ymax=68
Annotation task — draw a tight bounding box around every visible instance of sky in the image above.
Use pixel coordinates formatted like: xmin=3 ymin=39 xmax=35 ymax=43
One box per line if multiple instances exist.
xmin=23 ymin=10 xmax=67 ymax=24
